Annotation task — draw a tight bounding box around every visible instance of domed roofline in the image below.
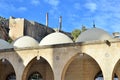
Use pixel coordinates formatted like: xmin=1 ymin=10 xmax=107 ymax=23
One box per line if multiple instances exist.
xmin=76 ymin=28 xmax=113 ymax=42
xmin=39 ymin=32 xmax=73 ymax=46
xmin=13 ymin=36 xmax=39 ymax=48
xmin=0 ymin=39 xmax=13 ymax=49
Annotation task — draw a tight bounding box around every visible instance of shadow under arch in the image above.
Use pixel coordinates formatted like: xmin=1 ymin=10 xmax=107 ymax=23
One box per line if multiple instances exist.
xmin=0 ymin=58 xmax=16 ymax=80
xmin=112 ymin=58 xmax=120 ymax=80
xmin=94 ymin=71 xmax=103 ymax=80
xmin=28 ymin=71 xmax=43 ymax=80
xmin=22 ymin=56 xmax=54 ymax=80
xmin=61 ymin=53 xmax=103 ymax=80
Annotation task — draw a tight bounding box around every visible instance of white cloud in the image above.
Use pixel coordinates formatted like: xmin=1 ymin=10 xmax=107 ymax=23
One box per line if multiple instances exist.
xmin=44 ymin=0 xmax=59 ymax=7
xmin=73 ymin=0 xmax=120 ymax=32
xmin=31 ymin=0 xmax=40 ymax=6
xmin=44 ymin=0 xmax=60 ymax=18
xmin=85 ymin=2 xmax=97 ymax=12
xmin=49 ymin=7 xmax=60 ymax=19
xmin=18 ymin=7 xmax=27 ymax=11
xmin=89 ymin=0 xmax=120 ymax=32
xmin=0 ymin=2 xmax=15 ymax=11
xmin=0 ymin=1 xmax=27 ymax=12
xmin=74 ymin=3 xmax=81 ymax=10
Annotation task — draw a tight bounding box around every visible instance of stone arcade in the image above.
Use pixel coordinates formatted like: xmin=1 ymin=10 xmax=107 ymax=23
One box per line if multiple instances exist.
xmin=0 ymin=24 xmax=120 ymax=80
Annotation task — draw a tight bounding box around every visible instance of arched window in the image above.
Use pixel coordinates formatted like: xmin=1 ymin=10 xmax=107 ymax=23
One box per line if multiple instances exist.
xmin=6 ymin=73 xmax=16 ymax=80
xmin=28 ymin=72 xmax=43 ymax=80
xmin=95 ymin=71 xmax=103 ymax=80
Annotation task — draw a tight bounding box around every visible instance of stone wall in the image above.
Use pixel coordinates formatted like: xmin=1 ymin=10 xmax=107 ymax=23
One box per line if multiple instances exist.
xmin=9 ymin=17 xmax=24 ymax=40
xmin=24 ymin=20 xmax=54 ymax=42
xmin=9 ymin=17 xmax=55 ymax=41
xmin=0 ymin=16 xmax=11 ymax=41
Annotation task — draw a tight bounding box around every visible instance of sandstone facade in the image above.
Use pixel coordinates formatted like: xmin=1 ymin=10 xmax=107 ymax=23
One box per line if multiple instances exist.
xmin=0 ymin=39 xmax=120 ymax=80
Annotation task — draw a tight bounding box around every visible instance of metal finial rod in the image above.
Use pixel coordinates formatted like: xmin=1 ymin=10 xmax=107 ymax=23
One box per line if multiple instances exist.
xmin=93 ymin=20 xmax=96 ymax=28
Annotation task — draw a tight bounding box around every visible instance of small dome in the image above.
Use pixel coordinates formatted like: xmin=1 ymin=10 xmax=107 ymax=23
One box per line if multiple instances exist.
xmin=0 ymin=39 xmax=13 ymax=49
xmin=13 ymin=36 xmax=39 ymax=48
xmin=39 ymin=32 xmax=73 ymax=45
xmin=76 ymin=28 xmax=112 ymax=42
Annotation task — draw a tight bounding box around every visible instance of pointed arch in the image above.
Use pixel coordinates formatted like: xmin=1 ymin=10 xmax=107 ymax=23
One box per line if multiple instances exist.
xmin=0 ymin=58 xmax=16 ymax=80
xmin=62 ymin=53 xmax=103 ymax=80
xmin=22 ymin=56 xmax=54 ymax=80
xmin=112 ymin=58 xmax=120 ymax=80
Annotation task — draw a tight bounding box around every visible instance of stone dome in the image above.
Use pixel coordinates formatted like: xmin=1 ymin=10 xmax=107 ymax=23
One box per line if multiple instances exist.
xmin=13 ymin=36 xmax=39 ymax=48
xmin=0 ymin=39 xmax=13 ymax=49
xmin=76 ymin=28 xmax=112 ymax=42
xmin=39 ymin=32 xmax=73 ymax=45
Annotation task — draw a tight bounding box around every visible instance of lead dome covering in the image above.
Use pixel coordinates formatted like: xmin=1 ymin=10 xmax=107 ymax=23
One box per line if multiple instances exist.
xmin=13 ymin=36 xmax=39 ymax=48
xmin=39 ymin=32 xmax=73 ymax=45
xmin=76 ymin=28 xmax=112 ymax=42
xmin=0 ymin=39 xmax=13 ymax=49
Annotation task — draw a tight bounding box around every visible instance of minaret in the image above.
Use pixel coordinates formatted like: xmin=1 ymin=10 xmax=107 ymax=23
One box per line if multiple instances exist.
xmin=59 ymin=16 xmax=62 ymax=31
xmin=46 ymin=12 xmax=48 ymax=27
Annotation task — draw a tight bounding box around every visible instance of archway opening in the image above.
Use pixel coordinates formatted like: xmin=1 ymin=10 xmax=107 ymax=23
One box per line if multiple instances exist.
xmin=22 ymin=57 xmax=54 ymax=80
xmin=113 ymin=59 xmax=120 ymax=80
xmin=63 ymin=53 xmax=103 ymax=80
xmin=0 ymin=58 xmax=16 ymax=80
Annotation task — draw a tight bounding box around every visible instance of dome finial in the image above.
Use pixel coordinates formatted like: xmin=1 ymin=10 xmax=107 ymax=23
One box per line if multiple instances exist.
xmin=93 ymin=20 xmax=96 ymax=28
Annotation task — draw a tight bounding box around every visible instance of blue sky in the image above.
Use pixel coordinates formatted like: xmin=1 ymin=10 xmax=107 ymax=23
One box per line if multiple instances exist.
xmin=0 ymin=0 xmax=120 ymax=33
